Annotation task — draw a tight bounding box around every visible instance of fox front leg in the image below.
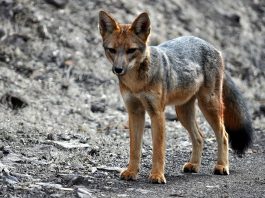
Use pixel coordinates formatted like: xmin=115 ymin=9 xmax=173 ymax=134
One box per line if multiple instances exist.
xmin=148 ymin=111 xmax=166 ymax=184
xmin=120 ymin=94 xmax=145 ymax=181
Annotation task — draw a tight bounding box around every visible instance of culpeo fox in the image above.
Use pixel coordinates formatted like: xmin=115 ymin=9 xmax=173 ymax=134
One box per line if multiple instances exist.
xmin=98 ymin=11 xmax=253 ymax=184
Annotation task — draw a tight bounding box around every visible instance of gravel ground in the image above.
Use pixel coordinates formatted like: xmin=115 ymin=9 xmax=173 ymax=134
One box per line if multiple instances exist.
xmin=0 ymin=0 xmax=264 ymax=197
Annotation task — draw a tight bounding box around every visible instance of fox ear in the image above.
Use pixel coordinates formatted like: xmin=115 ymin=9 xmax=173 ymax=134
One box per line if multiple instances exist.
xmin=130 ymin=12 xmax=151 ymax=42
xmin=99 ymin=11 xmax=119 ymax=37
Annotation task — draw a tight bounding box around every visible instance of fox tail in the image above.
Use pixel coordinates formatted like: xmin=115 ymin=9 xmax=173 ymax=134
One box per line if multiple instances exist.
xmin=223 ymin=72 xmax=253 ymax=155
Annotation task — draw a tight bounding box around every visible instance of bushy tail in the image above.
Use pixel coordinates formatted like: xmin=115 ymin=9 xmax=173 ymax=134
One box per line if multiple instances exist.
xmin=223 ymin=72 xmax=253 ymax=155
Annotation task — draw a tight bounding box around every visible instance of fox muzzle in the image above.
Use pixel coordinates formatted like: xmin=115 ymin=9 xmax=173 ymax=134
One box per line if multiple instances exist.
xmin=112 ymin=66 xmax=126 ymax=75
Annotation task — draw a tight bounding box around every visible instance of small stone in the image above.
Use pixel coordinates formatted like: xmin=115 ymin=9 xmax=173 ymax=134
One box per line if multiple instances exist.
xmin=2 ymin=168 xmax=19 ymax=184
xmin=38 ymin=24 xmax=51 ymax=39
xmin=97 ymin=166 xmax=122 ymax=173
xmin=0 ymin=93 xmax=28 ymax=110
xmin=206 ymin=185 xmax=220 ymax=188
xmin=117 ymin=194 xmax=129 ymax=197
xmin=45 ymin=0 xmax=69 ymax=9
xmin=47 ymin=133 xmax=56 ymax=140
xmin=49 ymin=140 xmax=90 ymax=149
xmin=90 ymin=167 xmax=97 ymax=173
xmin=136 ymin=188 xmax=151 ymax=194
xmin=0 ymin=28 xmax=5 ymax=39
xmin=0 ymin=151 xmax=4 ymax=158
xmin=79 ymin=137 xmax=87 ymax=143
xmin=2 ymin=146 xmax=11 ymax=155
xmin=88 ymin=146 xmax=100 ymax=156
xmin=60 ymin=133 xmax=71 ymax=141
xmin=91 ymin=103 xmax=105 ymax=113
xmin=67 ymin=175 xmax=94 ymax=186
xmin=76 ymin=187 xmax=94 ymax=198
xmin=259 ymin=105 xmax=265 ymax=116
xmin=165 ymin=112 xmax=178 ymax=121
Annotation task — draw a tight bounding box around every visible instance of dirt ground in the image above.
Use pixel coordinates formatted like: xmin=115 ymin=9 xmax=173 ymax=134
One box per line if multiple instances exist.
xmin=0 ymin=0 xmax=264 ymax=197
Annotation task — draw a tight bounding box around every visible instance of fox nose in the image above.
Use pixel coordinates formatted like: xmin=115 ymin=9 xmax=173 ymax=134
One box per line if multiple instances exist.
xmin=114 ymin=67 xmax=123 ymax=74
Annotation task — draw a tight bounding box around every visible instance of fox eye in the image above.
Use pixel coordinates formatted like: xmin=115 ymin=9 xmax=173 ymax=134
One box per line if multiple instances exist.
xmin=126 ymin=48 xmax=137 ymax=54
xmin=106 ymin=48 xmax=116 ymax=54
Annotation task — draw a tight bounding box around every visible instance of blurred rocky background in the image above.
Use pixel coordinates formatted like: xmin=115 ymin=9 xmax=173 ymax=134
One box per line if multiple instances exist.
xmin=0 ymin=0 xmax=264 ymax=197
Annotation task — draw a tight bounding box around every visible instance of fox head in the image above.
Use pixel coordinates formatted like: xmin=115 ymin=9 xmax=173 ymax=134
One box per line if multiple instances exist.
xmin=99 ymin=11 xmax=150 ymax=76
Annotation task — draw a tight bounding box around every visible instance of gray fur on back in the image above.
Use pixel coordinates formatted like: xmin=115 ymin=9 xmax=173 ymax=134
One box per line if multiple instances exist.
xmin=149 ymin=36 xmax=222 ymax=91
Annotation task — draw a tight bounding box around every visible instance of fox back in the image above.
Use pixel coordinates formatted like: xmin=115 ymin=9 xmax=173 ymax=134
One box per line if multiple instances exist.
xmin=149 ymin=36 xmax=223 ymax=105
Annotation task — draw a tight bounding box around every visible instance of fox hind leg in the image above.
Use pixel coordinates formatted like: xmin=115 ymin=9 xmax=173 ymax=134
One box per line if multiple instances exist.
xmin=198 ymin=87 xmax=229 ymax=175
xmin=175 ymin=97 xmax=204 ymax=173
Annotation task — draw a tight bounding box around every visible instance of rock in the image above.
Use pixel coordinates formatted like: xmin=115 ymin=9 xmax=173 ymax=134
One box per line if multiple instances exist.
xmin=260 ymin=105 xmax=265 ymax=116
xmin=0 ymin=93 xmax=28 ymax=110
xmin=0 ymin=151 xmax=3 ymax=158
xmin=0 ymin=28 xmax=5 ymax=39
xmin=14 ymin=64 xmax=34 ymax=78
xmin=165 ymin=112 xmax=178 ymax=121
xmin=96 ymin=166 xmax=122 ymax=173
xmin=2 ymin=146 xmax=11 ymax=155
xmin=89 ymin=167 xmax=97 ymax=173
xmin=45 ymin=0 xmax=69 ymax=9
xmin=88 ymin=146 xmax=100 ymax=156
xmin=76 ymin=187 xmax=94 ymax=198
xmin=47 ymin=133 xmax=57 ymax=140
xmin=66 ymin=175 xmax=94 ymax=186
xmin=48 ymin=140 xmax=90 ymax=149
xmin=206 ymin=185 xmax=220 ymax=189
xmin=91 ymin=103 xmax=105 ymax=113
xmin=11 ymin=172 xmax=33 ymax=181
xmin=2 ymin=168 xmax=19 ymax=184
xmin=38 ymin=24 xmax=51 ymax=39
xmin=59 ymin=133 xmax=71 ymax=141
xmin=35 ymin=182 xmax=74 ymax=191
xmin=136 ymin=189 xmax=152 ymax=194
xmin=117 ymin=194 xmax=129 ymax=197
xmin=79 ymin=136 xmax=88 ymax=143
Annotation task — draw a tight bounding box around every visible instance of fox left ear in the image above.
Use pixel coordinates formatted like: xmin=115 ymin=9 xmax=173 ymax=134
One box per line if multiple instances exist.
xmin=130 ymin=12 xmax=151 ymax=42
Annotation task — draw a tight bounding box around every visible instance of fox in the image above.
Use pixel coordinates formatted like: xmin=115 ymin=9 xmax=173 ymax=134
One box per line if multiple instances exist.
xmin=98 ymin=11 xmax=253 ymax=184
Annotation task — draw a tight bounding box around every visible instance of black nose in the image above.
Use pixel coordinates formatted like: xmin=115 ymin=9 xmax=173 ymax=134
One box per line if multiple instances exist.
xmin=114 ymin=67 xmax=123 ymax=74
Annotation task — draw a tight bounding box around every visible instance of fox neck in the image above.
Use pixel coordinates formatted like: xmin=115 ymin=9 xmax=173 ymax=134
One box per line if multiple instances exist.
xmin=118 ymin=47 xmax=151 ymax=93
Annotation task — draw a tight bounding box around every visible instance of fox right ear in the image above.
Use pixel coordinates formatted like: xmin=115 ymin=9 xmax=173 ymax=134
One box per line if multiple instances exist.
xmin=130 ymin=12 xmax=151 ymax=42
xmin=99 ymin=11 xmax=119 ymax=37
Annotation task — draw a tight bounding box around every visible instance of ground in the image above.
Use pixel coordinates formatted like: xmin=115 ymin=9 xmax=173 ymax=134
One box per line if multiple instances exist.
xmin=0 ymin=0 xmax=264 ymax=197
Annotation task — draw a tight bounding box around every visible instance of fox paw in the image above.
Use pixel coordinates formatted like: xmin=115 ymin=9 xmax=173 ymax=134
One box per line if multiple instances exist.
xmin=148 ymin=173 xmax=166 ymax=184
xmin=213 ymin=165 xmax=229 ymax=175
xmin=182 ymin=162 xmax=200 ymax=173
xmin=120 ymin=169 xmax=138 ymax=181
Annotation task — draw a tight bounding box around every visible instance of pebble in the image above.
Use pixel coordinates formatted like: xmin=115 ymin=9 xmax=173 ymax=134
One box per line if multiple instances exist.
xmin=0 ymin=28 xmax=5 ymax=39
xmin=47 ymin=133 xmax=57 ymax=140
xmin=67 ymin=175 xmax=94 ymax=186
xmin=38 ymin=24 xmax=51 ymax=39
xmin=79 ymin=137 xmax=88 ymax=143
xmin=76 ymin=187 xmax=94 ymax=198
xmin=49 ymin=140 xmax=90 ymax=149
xmin=88 ymin=146 xmax=100 ymax=156
xmin=60 ymin=133 xmax=71 ymax=141
xmin=91 ymin=103 xmax=105 ymax=113
xmin=45 ymin=0 xmax=69 ymax=9
xmin=2 ymin=146 xmax=11 ymax=155
xmin=0 ymin=93 xmax=28 ymax=110
xmin=165 ymin=112 xmax=178 ymax=121
xmin=96 ymin=166 xmax=123 ymax=173
xmin=0 ymin=151 xmax=3 ymax=158
xmin=2 ymin=168 xmax=19 ymax=184
xmin=117 ymin=194 xmax=129 ymax=197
